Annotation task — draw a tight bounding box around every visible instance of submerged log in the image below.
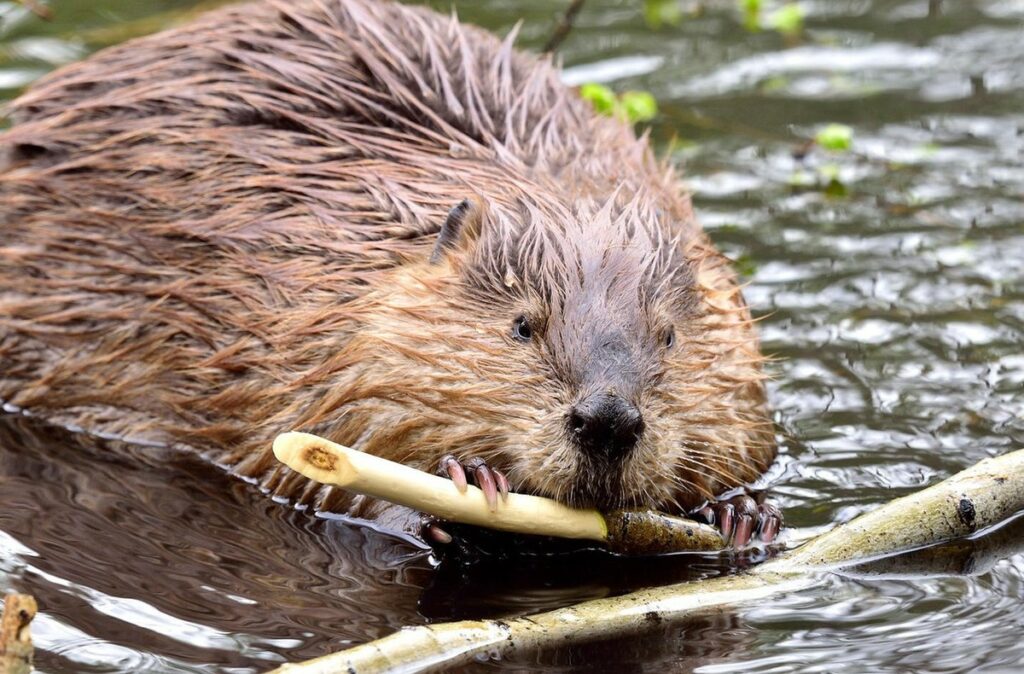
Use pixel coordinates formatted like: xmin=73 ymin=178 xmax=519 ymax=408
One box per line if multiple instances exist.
xmin=269 ymin=448 xmax=1024 ymax=674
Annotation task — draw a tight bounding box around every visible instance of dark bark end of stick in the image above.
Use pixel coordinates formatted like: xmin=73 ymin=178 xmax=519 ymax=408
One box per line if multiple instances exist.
xmin=604 ymin=510 xmax=725 ymax=555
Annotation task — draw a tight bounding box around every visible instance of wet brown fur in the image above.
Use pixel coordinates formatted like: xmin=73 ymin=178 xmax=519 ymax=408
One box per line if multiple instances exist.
xmin=0 ymin=0 xmax=775 ymax=521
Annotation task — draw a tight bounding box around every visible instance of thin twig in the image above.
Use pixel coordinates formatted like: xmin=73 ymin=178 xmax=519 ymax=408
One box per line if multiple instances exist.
xmin=543 ymin=0 xmax=586 ymax=54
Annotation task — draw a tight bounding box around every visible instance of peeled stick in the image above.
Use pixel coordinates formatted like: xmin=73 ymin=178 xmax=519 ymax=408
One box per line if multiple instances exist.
xmin=272 ymin=432 xmax=724 ymax=555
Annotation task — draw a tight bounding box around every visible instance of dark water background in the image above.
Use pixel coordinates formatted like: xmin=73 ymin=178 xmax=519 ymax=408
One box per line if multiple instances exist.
xmin=1 ymin=0 xmax=1022 ymax=671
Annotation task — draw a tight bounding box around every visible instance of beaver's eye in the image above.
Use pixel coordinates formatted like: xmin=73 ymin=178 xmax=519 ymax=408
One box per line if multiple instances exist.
xmin=512 ymin=315 xmax=532 ymax=342
xmin=663 ymin=327 xmax=675 ymax=349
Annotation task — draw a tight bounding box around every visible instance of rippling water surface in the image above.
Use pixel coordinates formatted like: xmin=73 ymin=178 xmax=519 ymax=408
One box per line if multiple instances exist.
xmin=1 ymin=0 xmax=1022 ymax=671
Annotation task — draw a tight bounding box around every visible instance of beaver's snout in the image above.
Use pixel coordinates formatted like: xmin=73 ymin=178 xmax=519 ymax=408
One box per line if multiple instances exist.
xmin=567 ymin=392 xmax=645 ymax=462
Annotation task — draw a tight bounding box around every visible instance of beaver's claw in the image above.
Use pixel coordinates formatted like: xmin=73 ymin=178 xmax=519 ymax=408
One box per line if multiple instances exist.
xmin=690 ymin=492 xmax=783 ymax=548
xmin=437 ymin=454 xmax=509 ymax=510
xmin=425 ymin=455 xmax=510 ymax=546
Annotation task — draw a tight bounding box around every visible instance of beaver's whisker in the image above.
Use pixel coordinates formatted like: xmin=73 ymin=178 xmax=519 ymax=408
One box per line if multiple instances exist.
xmin=674 ymin=455 xmax=741 ymax=485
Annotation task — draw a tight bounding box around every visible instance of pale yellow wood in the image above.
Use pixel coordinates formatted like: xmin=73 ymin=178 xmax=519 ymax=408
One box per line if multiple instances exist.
xmin=0 ymin=594 xmax=36 ymax=674
xmin=272 ymin=432 xmax=609 ymax=541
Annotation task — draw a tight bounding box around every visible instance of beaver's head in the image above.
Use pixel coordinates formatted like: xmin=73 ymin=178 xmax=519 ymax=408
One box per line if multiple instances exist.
xmin=333 ymin=192 xmax=774 ymax=512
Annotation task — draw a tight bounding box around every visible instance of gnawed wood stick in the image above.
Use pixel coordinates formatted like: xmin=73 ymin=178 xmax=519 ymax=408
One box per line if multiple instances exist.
xmin=269 ymin=448 xmax=1024 ymax=674
xmin=273 ymin=432 xmax=724 ymax=554
xmin=0 ymin=594 xmax=37 ymax=674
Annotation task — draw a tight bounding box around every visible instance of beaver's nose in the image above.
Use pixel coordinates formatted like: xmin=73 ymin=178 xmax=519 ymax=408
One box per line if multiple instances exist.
xmin=567 ymin=393 xmax=645 ymax=462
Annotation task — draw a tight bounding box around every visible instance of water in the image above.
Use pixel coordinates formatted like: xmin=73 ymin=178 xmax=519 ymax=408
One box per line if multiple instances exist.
xmin=1 ymin=0 xmax=1022 ymax=671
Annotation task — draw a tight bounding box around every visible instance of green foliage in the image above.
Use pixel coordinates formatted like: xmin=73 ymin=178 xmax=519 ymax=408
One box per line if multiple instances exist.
xmin=740 ymin=0 xmax=762 ymax=31
xmin=822 ymin=177 xmax=848 ymax=198
xmin=767 ymin=3 xmax=805 ymax=36
xmin=579 ymin=83 xmax=618 ymax=115
xmin=738 ymin=0 xmax=804 ymax=37
xmin=788 ymin=165 xmax=848 ymax=196
xmin=784 ymin=125 xmax=855 ymax=195
xmin=580 ymin=84 xmax=659 ymax=123
xmin=643 ymin=0 xmax=684 ymax=28
xmin=818 ymin=163 xmax=841 ymax=182
xmin=620 ymin=91 xmax=658 ymax=122
xmin=733 ymin=253 xmax=758 ymax=278
xmin=815 ymin=123 xmax=853 ymax=152
xmin=818 ymin=163 xmax=846 ymax=197
xmin=759 ymin=75 xmax=790 ymax=93
xmin=787 ymin=169 xmax=814 ymax=187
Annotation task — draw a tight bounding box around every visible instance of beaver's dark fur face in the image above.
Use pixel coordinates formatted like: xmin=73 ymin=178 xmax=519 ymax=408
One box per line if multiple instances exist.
xmin=336 ymin=192 xmax=774 ymax=512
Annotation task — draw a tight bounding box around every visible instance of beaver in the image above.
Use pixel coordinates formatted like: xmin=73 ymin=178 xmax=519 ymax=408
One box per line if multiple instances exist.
xmin=0 ymin=0 xmax=779 ymax=545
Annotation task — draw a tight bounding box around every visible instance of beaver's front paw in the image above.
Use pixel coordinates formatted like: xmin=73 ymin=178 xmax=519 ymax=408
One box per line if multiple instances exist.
xmin=437 ymin=454 xmax=509 ymax=510
xmin=423 ymin=455 xmax=511 ymax=547
xmin=690 ymin=492 xmax=783 ymax=548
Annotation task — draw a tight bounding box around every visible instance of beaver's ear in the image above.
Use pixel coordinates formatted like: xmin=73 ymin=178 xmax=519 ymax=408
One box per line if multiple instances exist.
xmin=430 ymin=197 xmax=484 ymax=263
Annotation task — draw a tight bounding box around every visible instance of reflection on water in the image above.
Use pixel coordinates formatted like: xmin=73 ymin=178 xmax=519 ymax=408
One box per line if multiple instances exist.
xmin=1 ymin=0 xmax=1022 ymax=672
xmin=0 ymin=415 xmax=432 ymax=672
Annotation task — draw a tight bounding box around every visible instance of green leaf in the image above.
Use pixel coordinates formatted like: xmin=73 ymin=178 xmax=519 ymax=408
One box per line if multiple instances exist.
xmin=760 ymin=75 xmax=790 ymax=93
xmin=739 ymin=0 xmax=761 ymax=31
xmin=580 ymin=85 xmax=658 ymax=124
xmin=768 ymin=3 xmax=805 ymax=36
xmin=579 ymin=83 xmax=618 ymax=116
xmin=787 ymin=169 xmax=814 ymax=187
xmin=643 ymin=0 xmax=684 ymax=28
xmin=620 ymin=90 xmax=658 ymax=122
xmin=823 ymin=179 xmax=848 ymax=198
xmin=818 ymin=163 xmax=841 ymax=182
xmin=815 ymin=123 xmax=853 ymax=152
xmin=733 ymin=253 xmax=758 ymax=278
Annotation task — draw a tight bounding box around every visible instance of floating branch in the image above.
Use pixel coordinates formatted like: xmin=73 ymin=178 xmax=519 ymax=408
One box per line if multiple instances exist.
xmin=272 ymin=432 xmax=724 ymax=554
xmin=269 ymin=448 xmax=1024 ymax=674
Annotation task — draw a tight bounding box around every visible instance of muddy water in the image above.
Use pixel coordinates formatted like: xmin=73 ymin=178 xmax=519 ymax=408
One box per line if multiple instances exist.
xmin=1 ymin=0 xmax=1023 ymax=672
